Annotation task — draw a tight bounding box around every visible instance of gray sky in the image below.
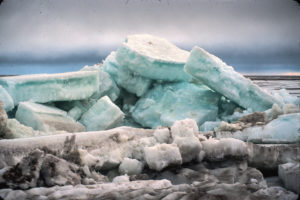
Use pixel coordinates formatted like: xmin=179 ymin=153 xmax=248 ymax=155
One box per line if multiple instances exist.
xmin=0 ymin=0 xmax=299 ymax=69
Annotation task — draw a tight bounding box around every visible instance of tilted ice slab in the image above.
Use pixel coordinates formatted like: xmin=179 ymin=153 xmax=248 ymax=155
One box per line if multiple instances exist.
xmin=0 ymin=86 xmax=14 ymax=112
xmin=132 ymin=82 xmax=220 ymax=128
xmin=103 ymin=52 xmax=152 ymax=97
xmin=16 ymin=102 xmax=85 ymax=133
xmin=116 ymin=34 xmax=191 ymax=81
xmin=0 ymin=71 xmax=99 ymax=105
xmin=80 ymin=96 xmax=124 ymax=131
xmin=185 ymin=47 xmax=282 ymax=111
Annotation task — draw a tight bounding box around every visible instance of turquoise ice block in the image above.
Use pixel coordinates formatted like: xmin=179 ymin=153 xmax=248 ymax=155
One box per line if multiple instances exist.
xmin=184 ymin=46 xmax=282 ymax=111
xmin=132 ymin=82 xmax=220 ymax=128
xmin=16 ymin=102 xmax=85 ymax=133
xmin=103 ymin=51 xmax=152 ymax=97
xmin=116 ymin=34 xmax=191 ymax=82
xmin=80 ymin=96 xmax=124 ymax=131
xmin=0 ymin=71 xmax=99 ymax=105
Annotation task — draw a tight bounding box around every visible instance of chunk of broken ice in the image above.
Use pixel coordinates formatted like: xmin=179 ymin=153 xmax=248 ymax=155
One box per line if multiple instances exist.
xmin=118 ymin=158 xmax=143 ymax=175
xmin=103 ymin=51 xmax=152 ymax=97
xmin=184 ymin=47 xmax=283 ymax=111
xmin=233 ymin=113 xmax=300 ymax=143
xmin=16 ymin=102 xmax=85 ymax=133
xmin=79 ymin=96 xmax=124 ymax=131
xmin=0 ymin=86 xmax=14 ymax=112
xmin=116 ymin=34 xmax=191 ymax=81
xmin=0 ymin=71 xmax=99 ymax=105
xmin=278 ymin=162 xmax=300 ymax=194
xmin=80 ymin=64 xmax=120 ymax=101
xmin=201 ymin=138 xmax=248 ymax=161
xmin=132 ymin=82 xmax=220 ymax=128
xmin=144 ymin=143 xmax=182 ymax=171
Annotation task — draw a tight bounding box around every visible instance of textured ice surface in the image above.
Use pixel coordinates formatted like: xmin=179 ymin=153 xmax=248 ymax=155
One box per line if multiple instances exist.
xmin=170 ymin=119 xmax=202 ymax=163
xmin=185 ymin=47 xmax=282 ymax=111
xmin=80 ymin=96 xmax=124 ymax=131
xmin=278 ymin=162 xmax=300 ymax=194
xmin=132 ymin=82 xmax=220 ymax=128
xmin=144 ymin=143 xmax=182 ymax=171
xmin=0 ymin=86 xmax=14 ymax=112
xmin=0 ymin=71 xmax=99 ymax=105
xmin=16 ymin=102 xmax=85 ymax=133
xmin=103 ymin=52 xmax=152 ymax=97
xmin=201 ymin=138 xmax=248 ymax=161
xmin=271 ymin=89 xmax=300 ymax=106
xmin=118 ymin=158 xmax=143 ymax=175
xmin=116 ymin=34 xmax=191 ymax=81
xmin=236 ymin=113 xmax=300 ymax=143
xmin=80 ymin=64 xmax=120 ymax=101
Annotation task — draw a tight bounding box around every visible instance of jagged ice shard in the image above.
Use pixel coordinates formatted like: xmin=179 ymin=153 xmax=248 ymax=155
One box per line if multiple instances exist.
xmin=184 ymin=46 xmax=283 ymax=111
xmin=0 ymin=71 xmax=99 ymax=105
xmin=132 ymin=82 xmax=220 ymax=128
xmin=0 ymin=86 xmax=14 ymax=112
xmin=102 ymin=52 xmax=152 ymax=97
xmin=116 ymin=34 xmax=192 ymax=81
xmin=80 ymin=96 xmax=124 ymax=131
xmin=16 ymin=102 xmax=85 ymax=133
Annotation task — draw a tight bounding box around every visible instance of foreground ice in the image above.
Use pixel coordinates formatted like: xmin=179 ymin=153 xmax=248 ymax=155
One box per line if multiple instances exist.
xmin=79 ymin=96 xmax=124 ymax=131
xmin=116 ymin=34 xmax=191 ymax=81
xmin=0 ymin=71 xmax=99 ymax=105
xmin=185 ymin=47 xmax=283 ymax=111
xmin=278 ymin=162 xmax=300 ymax=194
xmin=132 ymin=82 xmax=220 ymax=128
xmin=103 ymin=52 xmax=152 ymax=97
xmin=0 ymin=86 xmax=14 ymax=111
xmin=16 ymin=102 xmax=85 ymax=133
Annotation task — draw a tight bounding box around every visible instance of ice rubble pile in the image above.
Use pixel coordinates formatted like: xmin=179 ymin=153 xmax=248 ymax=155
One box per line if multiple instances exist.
xmin=0 ymin=34 xmax=299 ymax=199
xmin=1 ymin=34 xmax=299 ymax=138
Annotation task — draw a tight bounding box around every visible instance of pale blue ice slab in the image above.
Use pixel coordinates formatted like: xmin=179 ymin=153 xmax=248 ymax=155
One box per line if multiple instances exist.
xmin=80 ymin=64 xmax=120 ymax=101
xmin=185 ymin=47 xmax=283 ymax=111
xmin=231 ymin=113 xmax=300 ymax=143
xmin=16 ymin=102 xmax=85 ymax=133
xmin=132 ymin=82 xmax=220 ymax=128
xmin=116 ymin=34 xmax=191 ymax=82
xmin=103 ymin=52 xmax=152 ymax=97
xmin=80 ymin=96 xmax=124 ymax=131
xmin=0 ymin=85 xmax=14 ymax=111
xmin=0 ymin=71 xmax=99 ymax=105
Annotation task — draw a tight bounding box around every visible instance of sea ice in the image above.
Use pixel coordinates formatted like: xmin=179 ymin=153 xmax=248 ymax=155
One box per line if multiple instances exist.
xmin=80 ymin=64 xmax=120 ymax=101
xmin=184 ymin=46 xmax=283 ymax=111
xmin=16 ymin=102 xmax=85 ymax=133
xmin=278 ymin=162 xmax=300 ymax=194
xmin=116 ymin=34 xmax=191 ymax=81
xmin=0 ymin=86 xmax=14 ymax=112
xmin=201 ymin=138 xmax=248 ymax=161
xmin=132 ymin=82 xmax=220 ymax=128
xmin=79 ymin=96 xmax=124 ymax=131
xmin=231 ymin=113 xmax=300 ymax=143
xmin=103 ymin=51 xmax=152 ymax=97
xmin=144 ymin=143 xmax=182 ymax=171
xmin=118 ymin=158 xmax=143 ymax=175
xmin=0 ymin=71 xmax=99 ymax=105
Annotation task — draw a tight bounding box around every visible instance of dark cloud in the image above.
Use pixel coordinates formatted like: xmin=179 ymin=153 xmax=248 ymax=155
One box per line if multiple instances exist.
xmin=0 ymin=0 xmax=299 ymax=67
